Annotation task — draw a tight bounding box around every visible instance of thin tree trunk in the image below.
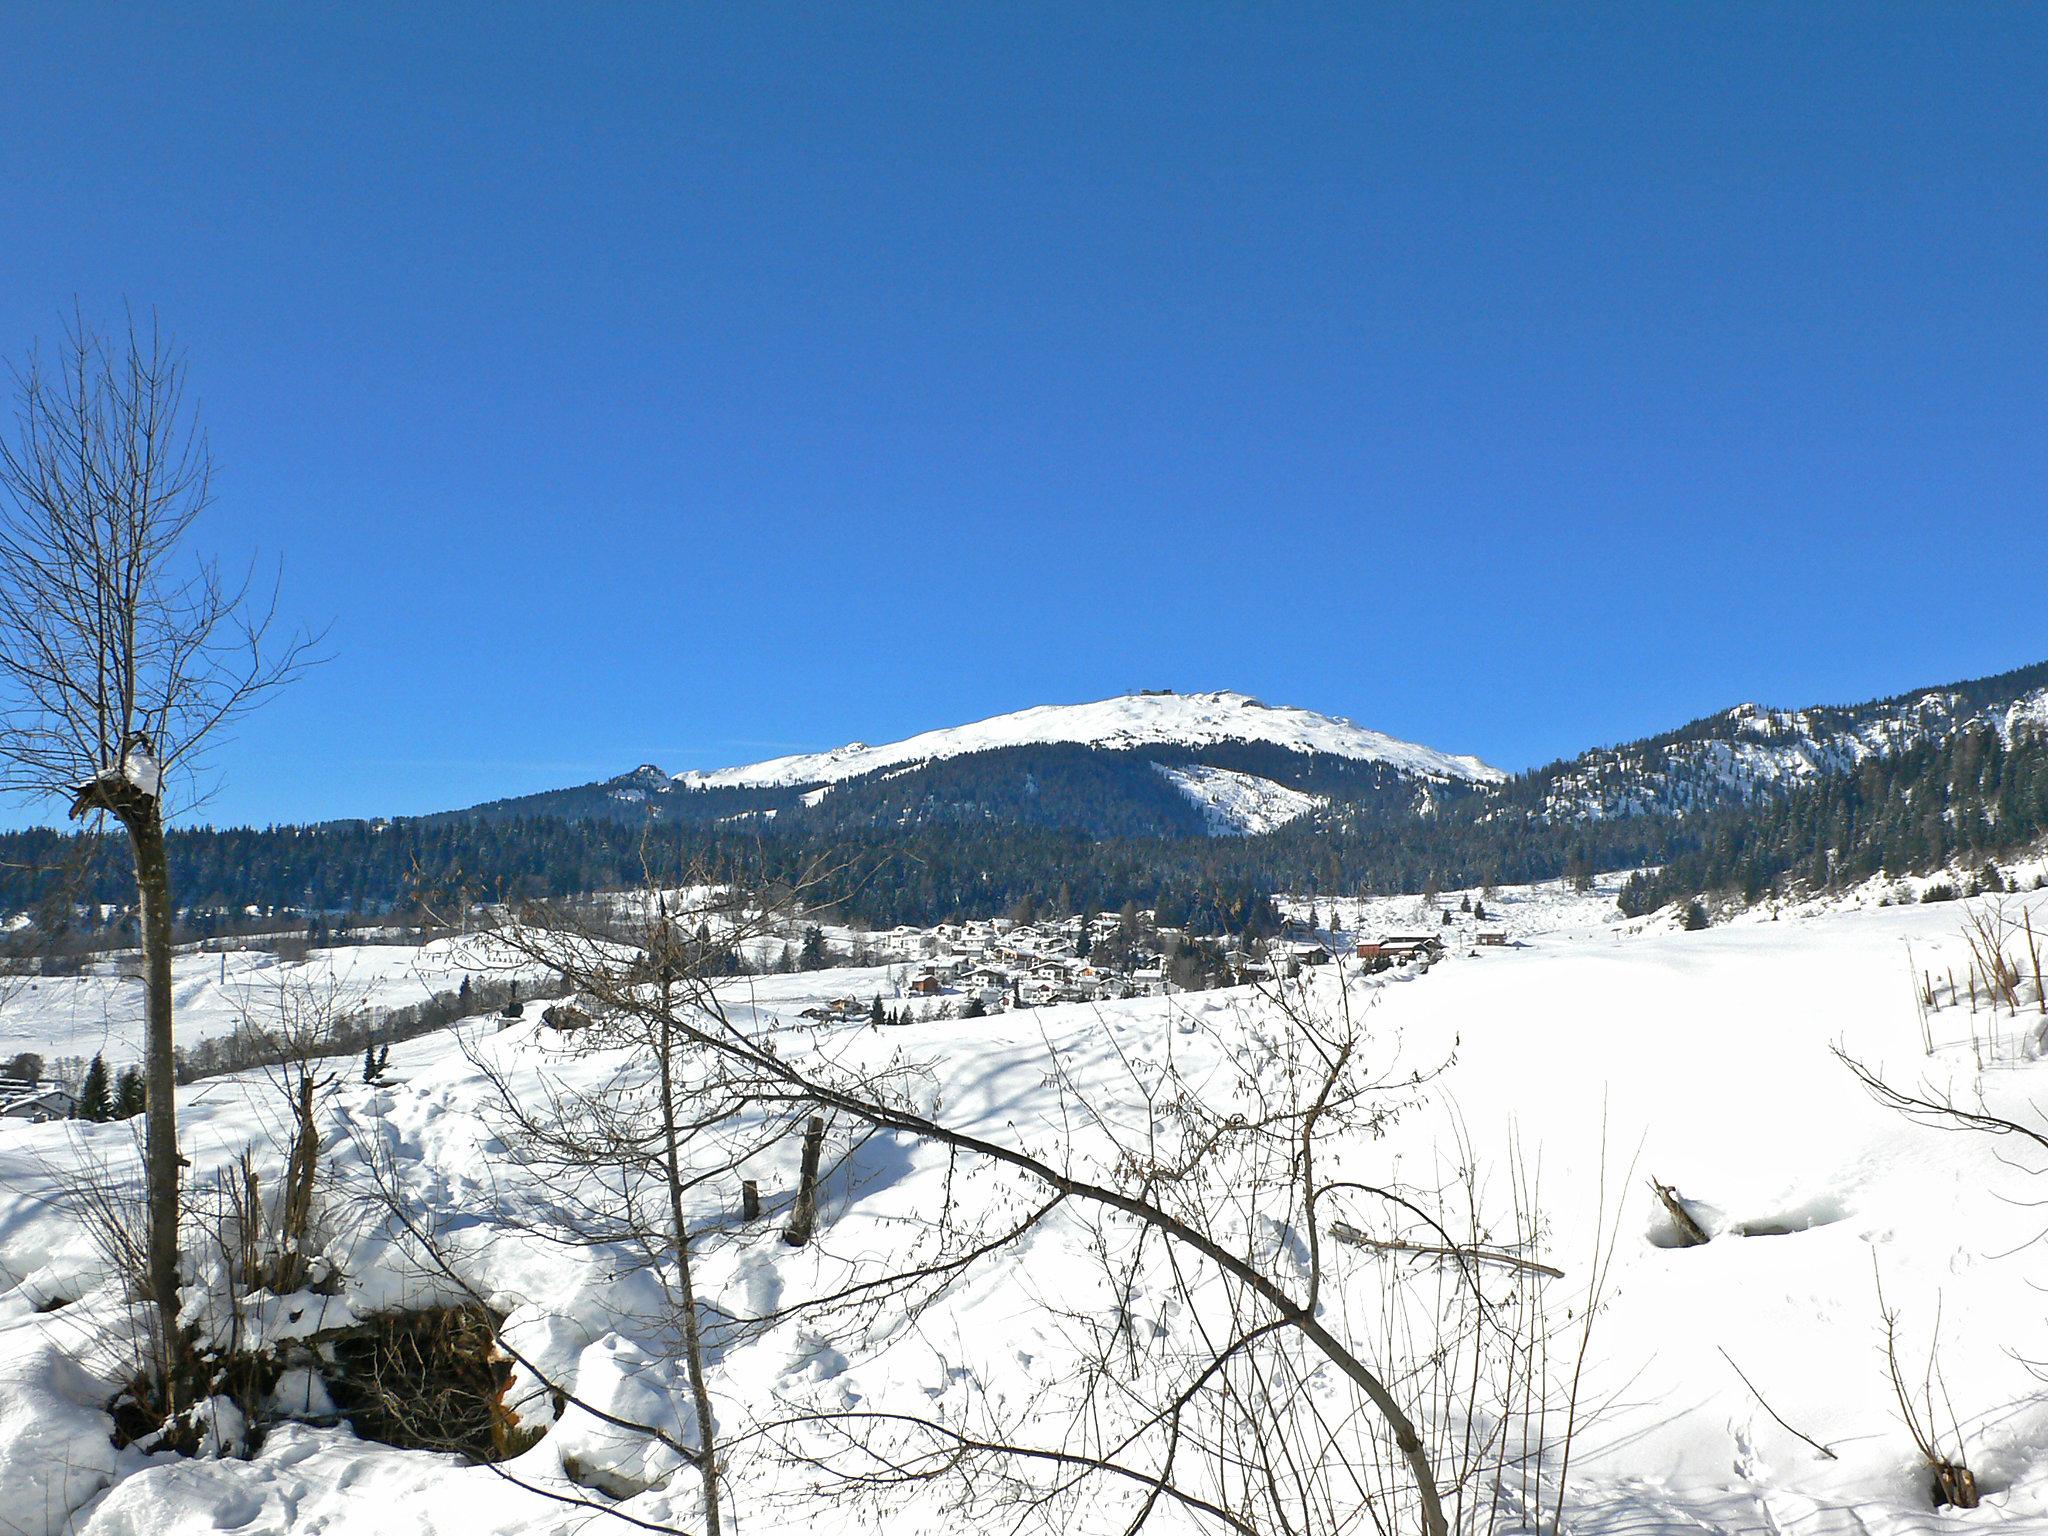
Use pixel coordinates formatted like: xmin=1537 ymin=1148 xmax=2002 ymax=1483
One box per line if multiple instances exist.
xmin=128 ymin=802 xmax=183 ymax=1410
xmin=656 ymin=987 xmax=722 ymax=1536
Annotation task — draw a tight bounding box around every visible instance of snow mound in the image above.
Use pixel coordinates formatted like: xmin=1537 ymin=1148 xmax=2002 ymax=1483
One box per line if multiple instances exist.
xmin=672 ymin=690 xmax=1503 ymax=790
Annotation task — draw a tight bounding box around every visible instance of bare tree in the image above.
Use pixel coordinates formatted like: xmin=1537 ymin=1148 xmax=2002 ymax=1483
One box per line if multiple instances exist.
xmin=0 ymin=310 xmax=314 ymax=1417
xmin=456 ymin=877 xmax=1564 ymax=1536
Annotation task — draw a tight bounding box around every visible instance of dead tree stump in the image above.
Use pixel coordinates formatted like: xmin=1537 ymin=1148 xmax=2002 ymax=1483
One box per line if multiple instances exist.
xmin=783 ymin=1116 xmax=826 ymax=1247
xmin=1934 ymin=1461 xmax=1979 ymax=1510
xmin=1649 ymin=1177 xmax=1711 ymax=1247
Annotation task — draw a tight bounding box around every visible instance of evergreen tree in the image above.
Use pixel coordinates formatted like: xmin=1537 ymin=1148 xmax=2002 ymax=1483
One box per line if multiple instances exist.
xmin=77 ymin=1054 xmax=111 ymax=1122
xmin=799 ymin=926 xmax=827 ymax=970
xmin=113 ymin=1067 xmax=146 ymax=1119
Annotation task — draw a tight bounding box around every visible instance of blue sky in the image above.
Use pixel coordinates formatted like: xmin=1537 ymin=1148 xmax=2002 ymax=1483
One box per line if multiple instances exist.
xmin=2 ymin=5 xmax=2044 ymax=825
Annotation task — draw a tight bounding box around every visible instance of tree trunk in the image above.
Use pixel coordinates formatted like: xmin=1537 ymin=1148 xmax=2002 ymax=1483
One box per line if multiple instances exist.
xmin=127 ymin=803 xmax=183 ymax=1409
xmin=656 ymin=984 xmax=722 ymax=1536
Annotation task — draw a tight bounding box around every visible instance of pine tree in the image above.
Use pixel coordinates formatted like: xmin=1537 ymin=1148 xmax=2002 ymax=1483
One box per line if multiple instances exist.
xmin=77 ymin=1054 xmax=111 ymax=1122
xmin=113 ymin=1067 xmax=146 ymax=1119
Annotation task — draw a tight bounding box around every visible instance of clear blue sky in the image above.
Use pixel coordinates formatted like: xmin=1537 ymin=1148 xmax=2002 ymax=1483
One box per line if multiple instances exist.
xmin=2 ymin=5 xmax=2044 ymax=826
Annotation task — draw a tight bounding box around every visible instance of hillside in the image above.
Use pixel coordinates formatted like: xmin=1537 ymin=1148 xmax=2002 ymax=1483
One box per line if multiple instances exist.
xmin=1516 ymin=657 xmax=2048 ymax=822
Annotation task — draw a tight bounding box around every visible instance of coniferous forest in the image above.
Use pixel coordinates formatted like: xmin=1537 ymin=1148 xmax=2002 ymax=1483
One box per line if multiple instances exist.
xmin=4 ymin=716 xmax=2041 ymax=941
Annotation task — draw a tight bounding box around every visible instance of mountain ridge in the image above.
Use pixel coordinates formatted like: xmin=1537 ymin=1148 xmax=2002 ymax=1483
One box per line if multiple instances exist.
xmin=665 ymin=689 xmax=1504 ymax=792
xmin=435 ymin=659 xmax=2048 ymax=853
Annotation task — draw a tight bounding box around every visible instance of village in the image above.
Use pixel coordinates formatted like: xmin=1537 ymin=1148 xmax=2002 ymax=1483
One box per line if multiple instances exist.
xmin=0 ymin=885 xmax=1538 ymax=1121
xmin=780 ymin=896 xmax=1514 ymax=1028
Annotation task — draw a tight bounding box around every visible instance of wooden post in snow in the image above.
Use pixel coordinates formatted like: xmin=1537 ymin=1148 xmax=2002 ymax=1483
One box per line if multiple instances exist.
xmin=783 ymin=1116 xmax=826 ymax=1247
xmin=741 ymin=1180 xmax=760 ymax=1222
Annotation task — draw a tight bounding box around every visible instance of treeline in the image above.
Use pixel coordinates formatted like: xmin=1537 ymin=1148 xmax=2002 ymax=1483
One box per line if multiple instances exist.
xmin=6 ymin=724 xmax=2044 ymax=936
xmin=0 ymin=808 xmax=1660 ymax=939
xmin=1618 ymin=725 xmax=2048 ymax=915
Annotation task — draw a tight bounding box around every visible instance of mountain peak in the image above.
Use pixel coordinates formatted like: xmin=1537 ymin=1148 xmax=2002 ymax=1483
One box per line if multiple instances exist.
xmin=668 ymin=690 xmax=1503 ymax=791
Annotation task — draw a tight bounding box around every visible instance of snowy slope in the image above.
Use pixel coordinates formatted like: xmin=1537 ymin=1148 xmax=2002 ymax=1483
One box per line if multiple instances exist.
xmin=0 ymin=937 xmax=551 ymax=1068
xmin=673 ymin=690 xmax=1503 ymax=789
xmin=1154 ymin=762 xmax=1325 ymax=834
xmin=1543 ymin=681 xmax=2048 ymax=820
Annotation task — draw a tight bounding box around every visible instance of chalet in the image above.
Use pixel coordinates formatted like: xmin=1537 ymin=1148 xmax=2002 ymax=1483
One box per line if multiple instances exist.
xmin=1 ymin=1083 xmax=77 ymax=1123
xmin=1354 ymin=934 xmax=1444 ymax=972
xmin=1476 ymin=930 xmax=1509 ymax=947
xmin=1381 ymin=932 xmax=1447 ymax=954
xmin=908 ymin=974 xmax=943 ymax=997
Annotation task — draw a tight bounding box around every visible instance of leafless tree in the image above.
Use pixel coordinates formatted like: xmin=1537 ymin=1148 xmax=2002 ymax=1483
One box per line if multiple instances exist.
xmin=223 ymin=966 xmax=373 ymax=1294
xmin=0 ymin=309 xmax=315 ymax=1417
xmin=405 ymin=872 xmax=1612 ymax=1536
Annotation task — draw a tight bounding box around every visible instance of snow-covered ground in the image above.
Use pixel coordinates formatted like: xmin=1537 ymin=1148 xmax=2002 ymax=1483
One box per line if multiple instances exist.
xmin=3 ymin=891 xmax=2048 ymax=1533
xmin=0 ymin=936 xmax=550 ymax=1069
xmin=1283 ymin=872 xmax=1642 ymax=946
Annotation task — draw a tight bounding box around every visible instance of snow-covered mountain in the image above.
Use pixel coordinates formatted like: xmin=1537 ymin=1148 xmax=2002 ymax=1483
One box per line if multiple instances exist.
xmin=451 ymin=690 xmax=1504 ymax=839
xmin=1529 ymin=665 xmax=2048 ymax=821
xmin=445 ymin=662 xmax=2048 ymax=848
xmin=673 ymin=690 xmax=1503 ymax=791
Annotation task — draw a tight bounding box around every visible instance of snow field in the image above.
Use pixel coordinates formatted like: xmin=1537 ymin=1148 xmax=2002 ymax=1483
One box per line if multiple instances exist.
xmin=0 ymin=894 xmax=2046 ymax=1531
